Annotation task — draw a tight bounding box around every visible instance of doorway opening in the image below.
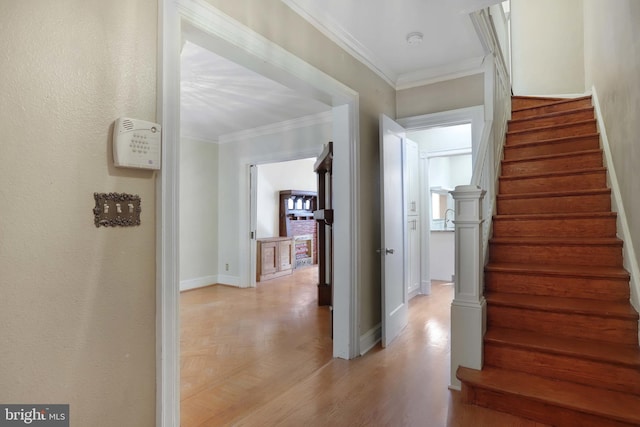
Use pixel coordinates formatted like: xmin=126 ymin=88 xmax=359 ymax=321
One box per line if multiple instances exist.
xmin=398 ymin=105 xmax=483 ymax=297
xmin=253 ymin=157 xmax=320 ymax=289
xmin=159 ymin=1 xmax=361 ymax=423
xmin=379 ymin=109 xmax=480 ymax=349
xmin=408 ymin=123 xmax=473 ymax=286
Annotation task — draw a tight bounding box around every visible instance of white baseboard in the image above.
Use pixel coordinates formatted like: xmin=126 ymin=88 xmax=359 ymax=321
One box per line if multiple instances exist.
xmin=421 ymin=279 xmax=432 ymax=295
xmin=217 ymin=275 xmax=241 ymax=287
xmin=180 ymin=274 xmax=243 ymax=291
xmin=408 ymin=287 xmax=421 ymax=300
xmin=180 ymin=275 xmax=217 ymax=292
xmin=592 ymin=86 xmax=640 ymax=343
xmin=359 ymin=323 xmax=381 ymax=356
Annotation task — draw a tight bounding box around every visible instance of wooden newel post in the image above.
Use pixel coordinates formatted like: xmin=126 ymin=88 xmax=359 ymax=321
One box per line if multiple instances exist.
xmin=449 ymin=185 xmax=487 ymax=390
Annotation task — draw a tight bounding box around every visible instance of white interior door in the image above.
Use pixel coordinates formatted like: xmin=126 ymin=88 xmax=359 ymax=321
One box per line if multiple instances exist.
xmin=380 ymin=114 xmax=408 ymax=347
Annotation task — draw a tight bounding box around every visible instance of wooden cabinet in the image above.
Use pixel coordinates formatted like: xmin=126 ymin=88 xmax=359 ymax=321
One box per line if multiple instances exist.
xmin=257 ymin=237 xmax=294 ymax=282
xmin=279 ymin=190 xmax=317 ymax=237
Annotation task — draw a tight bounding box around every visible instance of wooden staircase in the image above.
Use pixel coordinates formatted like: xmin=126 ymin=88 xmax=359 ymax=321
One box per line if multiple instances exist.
xmin=457 ymin=96 xmax=640 ymax=426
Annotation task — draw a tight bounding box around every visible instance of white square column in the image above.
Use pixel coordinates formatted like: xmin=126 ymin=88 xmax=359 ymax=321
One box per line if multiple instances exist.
xmin=449 ymin=185 xmax=486 ymax=390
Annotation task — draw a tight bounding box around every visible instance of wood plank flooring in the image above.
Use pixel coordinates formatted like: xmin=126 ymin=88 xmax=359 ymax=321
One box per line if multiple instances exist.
xmin=180 ymin=267 xmax=547 ymax=426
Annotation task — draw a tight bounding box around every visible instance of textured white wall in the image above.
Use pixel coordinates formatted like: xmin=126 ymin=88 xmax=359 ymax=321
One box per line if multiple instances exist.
xmin=0 ymin=1 xmax=156 ymax=425
xmin=180 ymin=138 xmax=219 ymax=285
xmin=511 ymin=0 xmax=585 ymax=95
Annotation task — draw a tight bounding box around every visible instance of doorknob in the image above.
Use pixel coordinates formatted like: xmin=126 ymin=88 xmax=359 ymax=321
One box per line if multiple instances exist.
xmin=376 ymin=248 xmax=395 ymax=254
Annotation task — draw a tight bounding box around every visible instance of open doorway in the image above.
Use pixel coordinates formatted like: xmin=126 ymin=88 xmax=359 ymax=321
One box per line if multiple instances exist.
xmin=254 ymin=158 xmax=320 ymax=288
xmin=408 ymin=123 xmax=473 ymax=287
xmin=159 ymin=0 xmax=362 ymax=423
xmin=398 ymin=106 xmax=483 ymax=298
xmin=379 ymin=115 xmax=475 ymax=348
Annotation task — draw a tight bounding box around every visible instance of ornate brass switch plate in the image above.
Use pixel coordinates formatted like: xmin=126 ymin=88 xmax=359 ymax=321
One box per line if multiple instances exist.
xmin=93 ymin=192 xmax=141 ymax=227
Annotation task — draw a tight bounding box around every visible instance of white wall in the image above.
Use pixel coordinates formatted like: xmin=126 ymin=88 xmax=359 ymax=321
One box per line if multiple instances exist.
xmin=180 ymin=137 xmax=219 ymax=290
xmin=428 ymin=155 xmax=472 ymax=190
xmin=397 ymin=74 xmax=484 ymax=118
xmin=217 ymin=119 xmax=331 ymax=286
xmin=0 ymin=1 xmax=156 ymax=425
xmin=410 ymin=123 xmax=472 ymax=153
xmin=449 ymin=154 xmax=473 ymax=187
xmin=430 ymin=231 xmax=455 ymax=281
xmin=583 ymin=0 xmax=640 ymax=309
xmin=256 ymin=158 xmax=317 ymax=238
xmin=511 ymin=0 xmax=585 ymax=95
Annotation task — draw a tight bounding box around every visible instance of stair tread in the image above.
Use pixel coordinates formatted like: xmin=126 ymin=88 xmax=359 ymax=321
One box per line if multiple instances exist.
xmin=485 ymin=327 xmax=640 ymax=368
xmin=511 ymin=95 xmax=592 ymax=112
xmin=490 ymin=236 xmax=622 ymax=245
xmin=504 ymin=133 xmax=600 ymax=149
xmin=476 ymin=94 xmax=640 ymax=425
xmin=501 ymin=148 xmax=602 ymax=165
xmin=485 ymin=262 xmax=630 ymax=279
xmin=485 ymin=292 xmax=639 ymax=319
xmin=507 ymin=119 xmax=597 ymax=136
xmin=493 ymin=212 xmax=616 ymax=221
xmin=457 ymin=366 xmax=640 ymax=424
xmin=509 ymin=106 xmax=594 ymax=125
xmin=500 ymin=167 xmax=606 ymax=181
xmin=497 ymin=188 xmax=610 ymax=200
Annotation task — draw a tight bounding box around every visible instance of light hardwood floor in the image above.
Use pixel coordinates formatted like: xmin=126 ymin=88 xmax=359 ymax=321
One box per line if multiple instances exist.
xmin=180 ymin=267 xmax=547 ymax=427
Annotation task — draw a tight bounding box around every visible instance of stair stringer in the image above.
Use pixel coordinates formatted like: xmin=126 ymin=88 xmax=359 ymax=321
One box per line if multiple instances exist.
xmin=592 ymin=86 xmax=640 ymax=343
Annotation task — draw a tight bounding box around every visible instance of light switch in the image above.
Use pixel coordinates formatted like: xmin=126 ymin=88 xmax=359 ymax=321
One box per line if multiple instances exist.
xmin=93 ymin=193 xmax=141 ymax=227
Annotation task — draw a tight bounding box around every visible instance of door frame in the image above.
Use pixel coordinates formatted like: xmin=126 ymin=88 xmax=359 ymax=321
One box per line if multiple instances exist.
xmin=157 ymin=0 xmax=361 ymax=425
xmin=398 ymin=105 xmax=484 ymax=295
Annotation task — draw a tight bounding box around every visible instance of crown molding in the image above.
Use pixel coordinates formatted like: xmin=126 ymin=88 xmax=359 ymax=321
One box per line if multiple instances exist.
xmin=179 ymin=134 xmax=219 ymax=145
xmin=282 ymin=0 xmax=397 ymax=87
xmin=218 ymin=110 xmax=332 ymax=144
xmin=282 ymin=0 xmax=489 ymax=91
xmin=395 ymin=56 xmax=485 ymax=90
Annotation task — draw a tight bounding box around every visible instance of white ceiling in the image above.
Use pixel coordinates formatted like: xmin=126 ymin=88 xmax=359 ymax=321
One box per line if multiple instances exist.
xmin=283 ymin=0 xmax=487 ymax=87
xmin=180 ymin=0 xmax=492 ymax=143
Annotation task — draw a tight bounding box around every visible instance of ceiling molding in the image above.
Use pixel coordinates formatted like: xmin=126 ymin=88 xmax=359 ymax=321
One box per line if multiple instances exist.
xmin=179 ymin=134 xmax=219 ymax=144
xmin=282 ymin=0 xmax=489 ymax=91
xmin=282 ymin=0 xmax=397 ymax=87
xmin=398 ymin=105 xmax=484 ymax=129
xmin=395 ymin=56 xmax=486 ymax=90
xmin=218 ymin=111 xmax=333 ymax=144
